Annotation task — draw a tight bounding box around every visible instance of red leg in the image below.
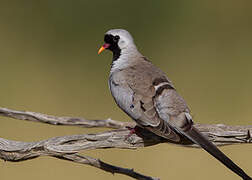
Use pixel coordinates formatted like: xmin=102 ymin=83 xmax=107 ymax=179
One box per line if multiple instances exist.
xmin=125 ymin=126 xmax=141 ymax=140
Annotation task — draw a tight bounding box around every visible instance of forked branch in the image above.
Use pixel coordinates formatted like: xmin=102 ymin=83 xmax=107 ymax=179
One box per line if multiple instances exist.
xmin=0 ymin=107 xmax=251 ymax=180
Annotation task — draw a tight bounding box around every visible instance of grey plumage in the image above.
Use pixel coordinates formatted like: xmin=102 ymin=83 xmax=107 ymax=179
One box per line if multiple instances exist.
xmin=99 ymin=29 xmax=251 ymax=180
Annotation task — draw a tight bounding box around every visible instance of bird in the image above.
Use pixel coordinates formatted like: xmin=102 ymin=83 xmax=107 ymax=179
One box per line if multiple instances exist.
xmin=98 ymin=29 xmax=251 ymax=180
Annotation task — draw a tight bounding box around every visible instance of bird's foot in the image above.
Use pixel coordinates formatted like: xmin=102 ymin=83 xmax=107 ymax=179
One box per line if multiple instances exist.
xmin=125 ymin=126 xmax=140 ymax=140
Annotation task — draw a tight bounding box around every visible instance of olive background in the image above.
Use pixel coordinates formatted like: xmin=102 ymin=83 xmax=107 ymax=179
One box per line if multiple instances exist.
xmin=0 ymin=1 xmax=252 ymax=180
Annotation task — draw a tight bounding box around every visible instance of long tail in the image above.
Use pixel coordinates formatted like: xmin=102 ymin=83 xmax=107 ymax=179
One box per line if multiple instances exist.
xmin=183 ymin=126 xmax=251 ymax=180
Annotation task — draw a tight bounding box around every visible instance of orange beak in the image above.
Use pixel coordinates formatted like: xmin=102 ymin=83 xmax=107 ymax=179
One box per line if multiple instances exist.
xmin=98 ymin=46 xmax=105 ymax=54
xmin=98 ymin=43 xmax=110 ymax=54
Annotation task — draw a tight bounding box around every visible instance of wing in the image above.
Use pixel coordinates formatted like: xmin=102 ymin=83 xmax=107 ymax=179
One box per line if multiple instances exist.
xmin=109 ymin=62 xmax=181 ymax=142
xmin=130 ymin=87 xmax=181 ymax=142
xmin=154 ymin=87 xmax=251 ymax=180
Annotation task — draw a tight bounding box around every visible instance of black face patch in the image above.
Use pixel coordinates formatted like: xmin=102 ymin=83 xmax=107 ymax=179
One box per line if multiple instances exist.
xmin=104 ymin=34 xmax=120 ymax=46
xmin=104 ymin=34 xmax=121 ymax=61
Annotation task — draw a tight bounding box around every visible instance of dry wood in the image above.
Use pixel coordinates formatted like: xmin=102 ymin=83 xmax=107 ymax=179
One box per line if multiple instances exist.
xmin=0 ymin=107 xmax=128 ymax=128
xmin=0 ymin=107 xmax=251 ymax=180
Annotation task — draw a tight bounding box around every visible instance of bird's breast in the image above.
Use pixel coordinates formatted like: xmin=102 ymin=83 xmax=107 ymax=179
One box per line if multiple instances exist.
xmin=108 ymin=74 xmax=142 ymax=120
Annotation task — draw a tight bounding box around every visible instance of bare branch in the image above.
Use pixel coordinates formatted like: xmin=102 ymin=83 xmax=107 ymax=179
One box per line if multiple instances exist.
xmin=60 ymin=154 xmax=159 ymax=180
xmin=0 ymin=107 xmax=131 ymax=128
xmin=0 ymin=107 xmax=251 ymax=180
xmin=0 ymin=133 xmax=159 ymax=180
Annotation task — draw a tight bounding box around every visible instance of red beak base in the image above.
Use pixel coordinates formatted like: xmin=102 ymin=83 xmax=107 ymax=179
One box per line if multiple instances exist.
xmin=98 ymin=43 xmax=110 ymax=54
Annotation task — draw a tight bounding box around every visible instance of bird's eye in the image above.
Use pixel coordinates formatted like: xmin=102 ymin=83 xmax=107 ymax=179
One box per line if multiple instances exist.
xmin=114 ymin=35 xmax=120 ymax=41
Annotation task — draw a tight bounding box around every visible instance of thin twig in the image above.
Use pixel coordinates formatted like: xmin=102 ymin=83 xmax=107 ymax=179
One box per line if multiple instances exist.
xmin=0 ymin=107 xmax=131 ymax=129
xmin=60 ymin=154 xmax=159 ymax=180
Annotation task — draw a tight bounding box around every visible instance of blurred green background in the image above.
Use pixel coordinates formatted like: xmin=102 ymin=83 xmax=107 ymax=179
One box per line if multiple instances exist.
xmin=0 ymin=1 xmax=251 ymax=180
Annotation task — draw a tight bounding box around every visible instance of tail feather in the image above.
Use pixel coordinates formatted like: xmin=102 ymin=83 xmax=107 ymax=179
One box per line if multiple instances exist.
xmin=183 ymin=127 xmax=251 ymax=180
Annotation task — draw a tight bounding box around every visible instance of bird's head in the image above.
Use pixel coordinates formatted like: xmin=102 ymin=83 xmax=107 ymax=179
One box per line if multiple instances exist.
xmin=98 ymin=29 xmax=135 ymax=55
